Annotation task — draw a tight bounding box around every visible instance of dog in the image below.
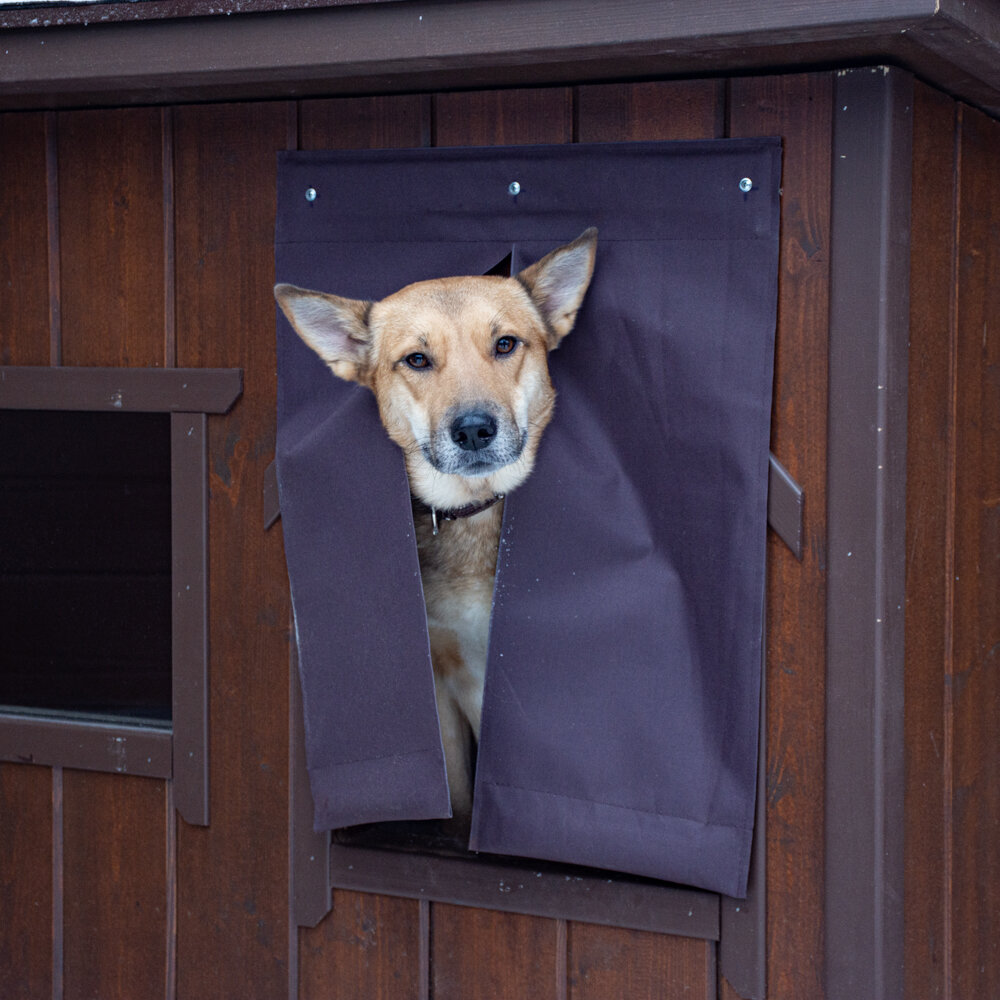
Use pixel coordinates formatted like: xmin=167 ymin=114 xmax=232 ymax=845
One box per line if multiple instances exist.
xmin=275 ymin=228 xmax=597 ymax=826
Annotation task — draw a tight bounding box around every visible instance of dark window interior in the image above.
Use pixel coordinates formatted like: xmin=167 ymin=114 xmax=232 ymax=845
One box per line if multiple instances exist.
xmin=0 ymin=410 xmax=172 ymax=725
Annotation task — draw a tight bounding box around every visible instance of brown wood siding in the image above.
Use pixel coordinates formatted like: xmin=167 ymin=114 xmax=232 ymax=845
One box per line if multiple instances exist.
xmin=0 ymin=763 xmax=54 ymax=998
xmin=0 ymin=70 xmax=996 ymax=999
xmin=57 ymin=107 xmax=166 ymax=369
xmin=906 ymin=87 xmax=1000 ymax=1000
xmin=729 ymin=73 xmax=832 ymax=1000
xmin=172 ymin=101 xmax=295 ymax=998
xmin=948 ymin=100 xmax=1000 ymax=1000
xmin=0 ymin=112 xmax=50 ymax=367
xmin=62 ymin=774 xmax=170 ymax=999
xmin=905 ymin=79 xmax=957 ymax=1000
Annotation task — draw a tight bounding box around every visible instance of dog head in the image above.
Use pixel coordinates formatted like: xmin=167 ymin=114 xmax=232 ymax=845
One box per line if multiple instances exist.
xmin=275 ymin=228 xmax=597 ymax=510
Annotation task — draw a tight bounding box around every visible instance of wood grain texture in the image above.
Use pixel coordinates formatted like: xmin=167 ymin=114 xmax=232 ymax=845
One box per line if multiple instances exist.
xmin=568 ymin=924 xmax=714 ymax=1000
xmin=0 ymin=764 xmax=53 ymax=999
xmin=298 ymin=890 xmax=423 ymax=1000
xmin=62 ymin=772 xmax=168 ymax=1000
xmin=432 ymin=904 xmax=561 ymax=1000
xmin=904 ymin=80 xmax=957 ymax=1000
xmin=729 ymin=73 xmax=832 ymax=1000
xmin=0 ymin=112 xmax=50 ymax=366
xmin=434 ymin=87 xmax=572 ymax=146
xmin=173 ymin=100 xmax=295 ymax=998
xmin=56 ymin=108 xmax=165 ymax=368
xmin=300 ymin=94 xmax=431 ymax=150
xmin=575 ymin=79 xmax=724 ymax=141
xmin=949 ymin=102 xmax=1000 ymax=999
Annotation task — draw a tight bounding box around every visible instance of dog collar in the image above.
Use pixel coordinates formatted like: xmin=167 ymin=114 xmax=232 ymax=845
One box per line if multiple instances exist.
xmin=412 ymin=494 xmax=504 ymax=536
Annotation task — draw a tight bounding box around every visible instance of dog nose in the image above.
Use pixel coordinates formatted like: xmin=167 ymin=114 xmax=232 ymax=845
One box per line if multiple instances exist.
xmin=451 ymin=411 xmax=498 ymax=452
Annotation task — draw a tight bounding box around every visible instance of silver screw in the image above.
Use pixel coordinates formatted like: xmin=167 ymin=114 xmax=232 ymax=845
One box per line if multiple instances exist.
xmin=508 ymin=181 xmax=521 ymax=196
xmin=305 ymin=187 xmax=318 ymax=202
xmin=739 ymin=177 xmax=753 ymax=193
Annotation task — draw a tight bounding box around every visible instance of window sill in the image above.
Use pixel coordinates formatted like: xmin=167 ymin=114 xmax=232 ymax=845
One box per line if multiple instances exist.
xmin=0 ymin=709 xmax=172 ymax=779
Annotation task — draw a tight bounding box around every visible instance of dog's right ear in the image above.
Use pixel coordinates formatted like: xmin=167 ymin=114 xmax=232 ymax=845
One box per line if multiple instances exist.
xmin=516 ymin=227 xmax=598 ymax=349
xmin=274 ymin=283 xmax=373 ymax=386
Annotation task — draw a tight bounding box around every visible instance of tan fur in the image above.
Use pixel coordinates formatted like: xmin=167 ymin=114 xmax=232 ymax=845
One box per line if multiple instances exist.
xmin=275 ymin=229 xmax=597 ymax=827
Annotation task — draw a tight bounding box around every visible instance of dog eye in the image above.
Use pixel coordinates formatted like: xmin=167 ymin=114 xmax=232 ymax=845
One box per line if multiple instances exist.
xmin=494 ymin=336 xmax=518 ymax=357
xmin=404 ymin=353 xmax=432 ymax=370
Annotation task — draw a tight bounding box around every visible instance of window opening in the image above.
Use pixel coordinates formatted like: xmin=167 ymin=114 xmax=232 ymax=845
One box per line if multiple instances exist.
xmin=0 ymin=409 xmax=172 ymax=726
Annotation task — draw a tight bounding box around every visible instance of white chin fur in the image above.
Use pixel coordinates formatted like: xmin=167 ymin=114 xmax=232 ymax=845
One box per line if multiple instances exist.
xmin=407 ymin=449 xmax=535 ymax=510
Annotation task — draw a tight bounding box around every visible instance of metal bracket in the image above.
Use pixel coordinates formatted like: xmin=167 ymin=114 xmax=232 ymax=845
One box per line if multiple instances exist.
xmin=768 ymin=452 xmax=805 ymax=560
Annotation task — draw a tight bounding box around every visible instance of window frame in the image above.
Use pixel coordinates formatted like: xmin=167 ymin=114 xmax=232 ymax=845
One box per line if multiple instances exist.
xmin=0 ymin=365 xmax=242 ymax=826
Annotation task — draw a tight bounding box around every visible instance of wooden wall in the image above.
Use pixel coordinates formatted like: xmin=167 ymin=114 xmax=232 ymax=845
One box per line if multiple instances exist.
xmin=0 ymin=71 xmax=996 ymax=999
xmin=905 ymin=82 xmax=1000 ymax=1000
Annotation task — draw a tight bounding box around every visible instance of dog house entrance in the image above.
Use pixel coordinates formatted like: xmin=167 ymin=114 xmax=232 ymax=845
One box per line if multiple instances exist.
xmin=0 ymin=409 xmax=173 ymax=725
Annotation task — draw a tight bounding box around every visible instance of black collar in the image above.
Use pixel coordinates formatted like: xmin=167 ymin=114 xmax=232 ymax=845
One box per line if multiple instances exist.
xmin=412 ymin=493 xmax=504 ymax=535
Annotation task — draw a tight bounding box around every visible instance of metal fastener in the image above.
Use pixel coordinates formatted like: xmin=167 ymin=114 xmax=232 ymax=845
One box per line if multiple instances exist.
xmin=508 ymin=181 xmax=521 ymax=196
xmin=305 ymin=187 xmax=318 ymax=202
xmin=739 ymin=177 xmax=753 ymax=193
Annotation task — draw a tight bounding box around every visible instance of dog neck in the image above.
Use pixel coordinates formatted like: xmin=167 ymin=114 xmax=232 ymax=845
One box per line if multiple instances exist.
xmin=411 ymin=493 xmax=504 ymax=536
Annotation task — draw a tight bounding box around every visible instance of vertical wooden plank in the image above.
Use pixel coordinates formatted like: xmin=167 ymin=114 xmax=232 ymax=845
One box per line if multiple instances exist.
xmin=46 ymin=112 xmax=62 ymax=366
xmin=62 ymin=773 xmax=168 ymax=1000
xmin=575 ymin=79 xmax=724 ymax=141
xmin=950 ymin=102 xmax=1000 ymax=999
xmin=162 ymin=106 xmax=178 ymax=368
xmin=47 ymin=103 xmax=173 ymax=1000
xmin=0 ymin=765 xmax=54 ymax=999
xmin=729 ymin=73 xmax=833 ymax=1000
xmin=300 ymin=94 xmax=432 ymax=150
xmin=904 ymin=80 xmax=957 ymax=1000
xmin=0 ymin=112 xmax=50 ymax=366
xmin=56 ymin=107 xmax=165 ymax=368
xmin=432 ymin=904 xmax=561 ymax=1000
xmin=173 ymin=101 xmax=294 ymax=998
xmin=427 ymin=85 xmax=571 ymax=1000
xmin=0 ymin=107 xmax=55 ymax=1000
xmin=434 ymin=87 xmax=573 ymax=146
xmin=568 ymin=925 xmax=714 ymax=1000
xmin=298 ymin=891 xmax=423 ymax=999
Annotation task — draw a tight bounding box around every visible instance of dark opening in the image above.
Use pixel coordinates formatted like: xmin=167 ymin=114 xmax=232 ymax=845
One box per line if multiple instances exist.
xmin=0 ymin=410 xmax=172 ymax=725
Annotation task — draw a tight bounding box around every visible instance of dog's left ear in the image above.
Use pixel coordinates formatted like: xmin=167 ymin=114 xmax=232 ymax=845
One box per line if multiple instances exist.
xmin=517 ymin=227 xmax=597 ymax=349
